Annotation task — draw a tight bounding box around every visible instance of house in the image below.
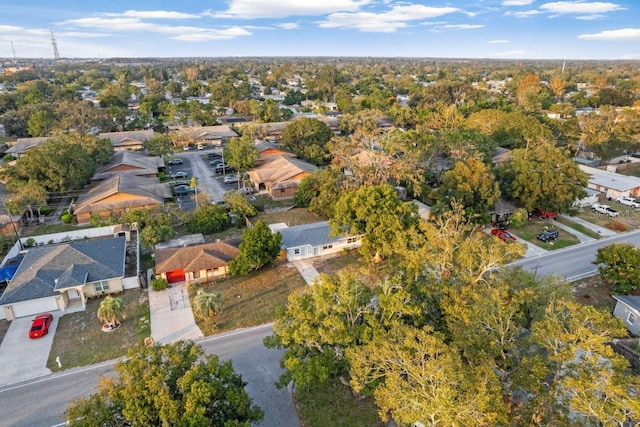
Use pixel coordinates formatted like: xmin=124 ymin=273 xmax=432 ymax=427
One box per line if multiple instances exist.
xmin=612 ymin=295 xmax=640 ymax=336
xmin=99 ymin=130 xmax=155 ymax=152
xmin=72 ymin=175 xmax=171 ymax=225
xmin=184 ymin=125 xmax=239 ymax=146
xmin=91 ymin=150 xmax=164 ymax=182
xmin=254 ymin=139 xmax=296 ymax=165
xmin=573 ymin=187 xmax=599 ymax=208
xmin=579 ymin=165 xmax=640 ymax=199
xmin=5 ymin=137 xmax=49 ymax=158
xmin=0 ymin=236 xmax=126 ymax=320
xmin=247 ymin=155 xmax=318 ymax=199
xmin=274 ymin=221 xmax=361 ymax=261
xmin=491 ymin=147 xmax=512 ymax=165
xmin=154 ymin=241 xmax=239 ymax=284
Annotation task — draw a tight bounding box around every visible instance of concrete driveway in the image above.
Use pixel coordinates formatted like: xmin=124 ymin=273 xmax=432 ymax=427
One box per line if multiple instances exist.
xmin=149 ymin=283 xmax=203 ymax=345
xmin=0 ymin=313 xmax=58 ymax=386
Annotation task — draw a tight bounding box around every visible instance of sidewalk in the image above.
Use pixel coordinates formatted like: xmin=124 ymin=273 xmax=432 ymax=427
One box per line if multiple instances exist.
xmin=560 ymin=214 xmax=617 ymax=237
xmin=551 ymin=220 xmax=595 ymax=243
xmin=292 ymin=259 xmax=321 ymax=285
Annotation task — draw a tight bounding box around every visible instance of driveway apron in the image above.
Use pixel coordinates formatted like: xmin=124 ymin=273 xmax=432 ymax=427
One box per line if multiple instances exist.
xmin=148 ymin=283 xmax=203 ymax=345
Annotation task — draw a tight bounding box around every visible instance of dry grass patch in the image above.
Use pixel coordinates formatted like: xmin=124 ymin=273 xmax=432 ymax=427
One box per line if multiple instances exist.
xmin=47 ymin=288 xmax=150 ymax=372
xmin=190 ymin=261 xmax=307 ymax=336
xmin=575 ymin=203 xmax=640 ymax=231
xmin=572 ymin=275 xmax=617 ymax=310
xmin=254 ymin=207 xmax=327 ymax=227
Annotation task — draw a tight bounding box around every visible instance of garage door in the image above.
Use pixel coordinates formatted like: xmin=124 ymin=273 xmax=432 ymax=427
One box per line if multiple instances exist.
xmin=166 ymin=270 xmax=186 ymax=283
xmin=10 ymin=297 xmax=59 ymax=318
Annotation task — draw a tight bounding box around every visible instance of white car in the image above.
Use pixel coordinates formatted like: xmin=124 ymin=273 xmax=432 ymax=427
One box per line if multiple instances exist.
xmin=615 ymin=196 xmax=640 ymax=208
xmin=170 ymin=171 xmax=188 ymax=179
xmin=591 ymin=203 xmax=619 ymax=217
xmin=236 ymin=186 xmax=253 ymax=195
xmin=223 ymin=175 xmax=239 ymax=184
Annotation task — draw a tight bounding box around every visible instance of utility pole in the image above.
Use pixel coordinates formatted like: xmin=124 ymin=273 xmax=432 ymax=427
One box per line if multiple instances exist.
xmin=50 ymin=29 xmax=60 ymax=63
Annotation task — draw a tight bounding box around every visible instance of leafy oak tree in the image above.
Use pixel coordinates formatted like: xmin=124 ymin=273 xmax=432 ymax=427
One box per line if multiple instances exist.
xmin=228 ymin=220 xmax=282 ymax=276
xmin=186 ymin=204 xmax=230 ymax=235
xmin=223 ymin=133 xmax=259 ymax=179
xmin=65 ymin=341 xmax=263 ymax=427
xmin=279 ymin=117 xmax=332 ymax=165
xmin=144 ymin=134 xmax=173 ymax=157
xmin=595 ymin=243 xmax=640 ymax=294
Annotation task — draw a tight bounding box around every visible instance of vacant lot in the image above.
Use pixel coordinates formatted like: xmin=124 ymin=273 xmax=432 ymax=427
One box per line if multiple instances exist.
xmin=575 ymin=199 xmax=640 ymax=231
xmin=46 ymin=288 xmax=150 ymax=371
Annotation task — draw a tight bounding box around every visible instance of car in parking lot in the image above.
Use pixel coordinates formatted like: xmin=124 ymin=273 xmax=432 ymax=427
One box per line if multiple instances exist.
xmin=224 ymin=174 xmax=240 ymax=184
xmin=236 ymin=186 xmax=254 ymax=195
xmin=166 ymin=158 xmax=183 ymax=165
xmin=29 ymin=313 xmax=53 ymax=339
xmin=209 ymin=159 xmax=224 ymax=167
xmin=537 ymin=229 xmax=559 ymax=242
xmin=172 ymin=180 xmax=190 ymax=188
xmin=170 ymin=171 xmax=188 ymax=179
xmin=175 ymin=186 xmax=195 ymax=196
xmin=215 ymin=165 xmax=236 ymax=174
xmin=615 ymin=196 xmax=640 ymax=208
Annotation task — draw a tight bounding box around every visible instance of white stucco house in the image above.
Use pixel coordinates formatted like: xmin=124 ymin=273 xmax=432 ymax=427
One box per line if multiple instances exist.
xmin=271 ymin=221 xmax=361 ymax=261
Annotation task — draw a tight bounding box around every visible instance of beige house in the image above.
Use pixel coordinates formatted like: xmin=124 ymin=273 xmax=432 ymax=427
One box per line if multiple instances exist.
xmin=155 ymin=241 xmax=239 ymax=284
xmin=247 ymin=155 xmax=318 ymax=199
xmin=91 ymin=150 xmax=164 ymax=182
xmin=99 ymin=130 xmax=155 ymax=152
xmin=0 ymin=237 xmax=126 ymax=320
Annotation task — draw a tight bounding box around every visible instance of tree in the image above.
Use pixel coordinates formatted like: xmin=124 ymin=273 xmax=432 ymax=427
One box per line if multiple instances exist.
xmin=65 ymin=341 xmax=264 ymax=426
xmin=280 ymin=117 xmax=332 ymax=165
xmin=186 ymin=205 xmax=230 ymax=235
xmin=144 ymin=134 xmax=173 ymax=157
xmin=192 ymin=290 xmax=224 ymax=319
xmin=330 ymin=184 xmax=419 ymax=262
xmin=595 ymin=243 xmax=640 ymax=294
xmin=293 ymin=168 xmax=344 ymax=216
xmin=27 ymin=110 xmax=55 ymax=137
xmin=97 ymin=296 xmax=126 ymax=327
xmin=6 ymin=180 xmax=48 ymax=222
xmin=222 ymin=191 xmax=257 ymax=217
xmin=433 ymin=156 xmax=501 ymax=224
xmin=228 ymin=220 xmax=281 ymax=276
xmin=497 ymin=144 xmax=587 ymax=213
xmin=223 ymin=133 xmax=259 ymax=182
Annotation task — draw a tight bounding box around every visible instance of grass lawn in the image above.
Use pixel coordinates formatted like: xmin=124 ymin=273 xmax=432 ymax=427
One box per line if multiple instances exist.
xmin=513 ymin=220 xmax=579 ymax=250
xmin=555 ymin=216 xmax=602 ymax=239
xmin=295 ymin=378 xmax=385 ymax=427
xmin=46 ymin=288 xmax=150 ymax=372
xmin=21 ymin=222 xmax=94 ymax=237
xmin=574 ymin=202 xmax=640 ymax=232
xmin=190 ymin=260 xmax=307 ymax=335
xmin=572 ymin=275 xmax=617 ymax=311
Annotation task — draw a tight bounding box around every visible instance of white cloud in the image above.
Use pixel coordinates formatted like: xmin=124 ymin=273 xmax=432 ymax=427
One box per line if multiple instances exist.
xmin=318 ymin=4 xmax=459 ymax=32
xmin=578 ymin=28 xmax=640 ymax=40
xmin=118 ymin=10 xmax=200 ymax=19
xmin=492 ymin=49 xmax=526 ymax=56
xmin=277 ymin=22 xmax=299 ymax=29
xmin=539 ymin=1 xmax=624 ymax=15
xmin=488 ymin=39 xmax=510 ymax=43
xmin=171 ymin=27 xmax=252 ymax=41
xmin=60 ymin=31 xmax=111 ymax=38
xmin=209 ymin=0 xmax=371 ymax=19
xmin=504 ymin=9 xmax=541 ymax=17
xmin=576 ymin=13 xmax=606 ymax=19
xmin=502 ymin=0 xmax=535 ymax=5
xmin=441 ymin=24 xmax=484 ymax=29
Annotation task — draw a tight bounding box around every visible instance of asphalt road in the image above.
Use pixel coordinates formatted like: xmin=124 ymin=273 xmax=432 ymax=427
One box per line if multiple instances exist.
xmin=0 ymin=324 xmax=299 ymax=427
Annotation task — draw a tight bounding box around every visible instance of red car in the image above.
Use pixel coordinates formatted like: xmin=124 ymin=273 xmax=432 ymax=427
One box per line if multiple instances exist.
xmin=29 ymin=313 xmax=53 ymax=339
xmin=491 ymin=228 xmax=517 ymax=242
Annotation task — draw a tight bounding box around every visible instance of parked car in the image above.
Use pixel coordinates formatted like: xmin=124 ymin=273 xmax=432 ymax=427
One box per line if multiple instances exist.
xmin=224 ymin=174 xmax=240 ymax=184
xmin=215 ymin=165 xmax=236 ymax=174
xmin=170 ymin=171 xmax=188 ymax=179
xmin=209 ymin=160 xmax=224 ymax=167
xmin=615 ymin=196 xmax=640 ymax=208
xmin=197 ymin=144 xmax=205 ymax=150
xmin=182 ymin=145 xmax=191 ymax=151
xmin=591 ymin=203 xmax=619 ymax=217
xmin=537 ymin=229 xmax=559 ymax=242
xmin=166 ymin=158 xmax=183 ymax=165
xmin=175 ymin=186 xmax=195 ymax=196
xmin=491 ymin=228 xmax=516 ymax=242
xmin=207 ymin=152 xmax=223 ymax=160
xmin=172 ymin=180 xmax=190 ymax=188
xmin=29 ymin=313 xmax=53 ymax=339
xmin=236 ymin=186 xmax=254 ymax=195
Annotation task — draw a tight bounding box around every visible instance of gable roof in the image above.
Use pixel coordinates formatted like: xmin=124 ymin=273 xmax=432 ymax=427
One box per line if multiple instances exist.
xmin=247 ymin=155 xmax=318 ymax=188
xmin=73 ymin=174 xmax=171 ymax=215
xmin=99 ymin=130 xmax=154 ymax=147
xmin=278 ymin=221 xmax=350 ymax=249
xmin=6 ymin=137 xmax=50 ymax=155
xmin=0 ymin=237 xmax=126 ymax=305
xmin=183 ymin=125 xmax=239 ymax=140
xmin=613 ymin=295 xmax=640 ymax=313
xmin=154 ymin=241 xmax=240 ymax=274
xmin=92 ymin=150 xmax=164 ymax=181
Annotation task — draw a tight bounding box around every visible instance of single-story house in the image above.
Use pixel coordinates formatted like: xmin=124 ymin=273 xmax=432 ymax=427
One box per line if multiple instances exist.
xmin=247 ymin=155 xmax=318 ymax=199
xmin=72 ymin=174 xmax=171 ymax=225
xmin=5 ymin=137 xmax=49 ymax=158
xmin=99 ymin=130 xmax=155 ymax=152
xmin=573 ymin=187 xmax=599 ymax=208
xmin=612 ymin=295 xmax=640 ymax=336
xmin=184 ymin=125 xmax=239 ymax=146
xmin=579 ymin=165 xmax=640 ymax=200
xmin=0 ymin=236 xmax=126 ymax=320
xmin=154 ymin=241 xmax=239 ymax=284
xmin=91 ymin=150 xmax=164 ymax=182
xmin=254 ymin=139 xmax=296 ymax=165
xmin=274 ymin=221 xmax=362 ymax=261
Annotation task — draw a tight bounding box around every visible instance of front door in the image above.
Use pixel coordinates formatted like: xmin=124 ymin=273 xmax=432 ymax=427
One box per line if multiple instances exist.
xmin=68 ymin=288 xmax=80 ymax=299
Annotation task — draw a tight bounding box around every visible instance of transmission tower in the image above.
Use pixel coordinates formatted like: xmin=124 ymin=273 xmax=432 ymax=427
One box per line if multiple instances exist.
xmin=10 ymin=41 xmax=16 ymax=62
xmin=50 ymin=29 xmax=60 ymax=62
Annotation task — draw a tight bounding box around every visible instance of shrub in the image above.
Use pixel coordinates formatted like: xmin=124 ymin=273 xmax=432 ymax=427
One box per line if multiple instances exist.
xmin=607 ymin=220 xmax=627 ymax=232
xmin=25 ymin=237 xmax=36 ymax=247
xmin=61 ymin=213 xmax=74 ymax=224
xmin=151 ymin=278 xmax=169 ymax=291
xmin=39 ymin=206 xmax=53 ymax=216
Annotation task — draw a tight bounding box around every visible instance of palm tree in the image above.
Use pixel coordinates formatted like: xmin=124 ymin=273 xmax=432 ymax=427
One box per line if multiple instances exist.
xmin=97 ymin=296 xmax=126 ymax=329
xmin=192 ymin=290 xmax=224 ymax=320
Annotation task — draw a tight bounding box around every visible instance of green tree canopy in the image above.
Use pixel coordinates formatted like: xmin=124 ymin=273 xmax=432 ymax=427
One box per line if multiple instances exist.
xmin=186 ymin=204 xmax=230 ymax=235
xmin=595 ymin=243 xmax=640 ymax=294
xmin=223 ymin=133 xmax=259 ymax=174
xmin=96 ymin=296 xmax=126 ymax=326
xmin=192 ymin=290 xmax=224 ymax=319
xmin=228 ymin=220 xmax=281 ymax=276
xmin=65 ymin=341 xmax=263 ymax=427
xmin=279 ymin=117 xmax=332 ymax=165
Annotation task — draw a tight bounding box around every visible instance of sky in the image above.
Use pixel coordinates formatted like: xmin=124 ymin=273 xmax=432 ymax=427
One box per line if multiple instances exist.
xmin=0 ymin=0 xmax=638 ymax=60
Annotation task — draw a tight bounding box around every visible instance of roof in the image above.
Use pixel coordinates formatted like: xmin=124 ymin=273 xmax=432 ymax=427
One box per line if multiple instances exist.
xmin=92 ymin=150 xmax=164 ymax=181
xmin=183 ymin=125 xmax=239 ymax=140
xmin=73 ymin=174 xmax=171 ymax=215
xmin=247 ymin=155 xmax=318 ymax=187
xmin=0 ymin=237 xmax=126 ymax=305
xmin=580 ymin=165 xmax=640 ymax=192
xmin=613 ymin=295 xmax=640 ymax=312
xmin=154 ymin=241 xmax=240 ymax=274
xmin=6 ymin=137 xmax=50 ymax=155
xmin=278 ymin=221 xmax=351 ymax=249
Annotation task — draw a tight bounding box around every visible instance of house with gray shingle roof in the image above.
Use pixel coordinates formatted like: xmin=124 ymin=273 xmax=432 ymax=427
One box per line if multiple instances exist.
xmin=274 ymin=221 xmax=361 ymax=261
xmin=613 ymin=295 xmax=640 ymax=336
xmin=0 ymin=236 xmax=126 ymax=320
xmin=5 ymin=137 xmax=50 ymax=158
xmin=154 ymin=241 xmax=239 ymax=284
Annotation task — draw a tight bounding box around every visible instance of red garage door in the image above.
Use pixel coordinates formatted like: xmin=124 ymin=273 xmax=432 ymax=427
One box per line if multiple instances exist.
xmin=166 ymin=270 xmax=186 ymax=283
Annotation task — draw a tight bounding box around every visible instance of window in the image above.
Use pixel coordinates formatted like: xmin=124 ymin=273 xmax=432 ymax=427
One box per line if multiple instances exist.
xmin=294 ymin=249 xmax=300 ymax=255
xmin=628 ymin=312 xmax=638 ymax=324
xmin=280 ymin=189 xmax=286 ymax=194
xmin=94 ymin=281 xmax=110 ymax=293
xmin=322 ymin=245 xmax=333 ymax=250
xmin=193 ymin=271 xmax=201 ymax=279
xmin=347 ymin=238 xmax=358 ymax=244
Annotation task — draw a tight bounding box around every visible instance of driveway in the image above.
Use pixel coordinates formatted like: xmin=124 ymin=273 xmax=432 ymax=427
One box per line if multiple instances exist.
xmin=148 ymin=281 xmax=203 ymax=345
xmin=0 ymin=313 xmax=58 ymax=386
